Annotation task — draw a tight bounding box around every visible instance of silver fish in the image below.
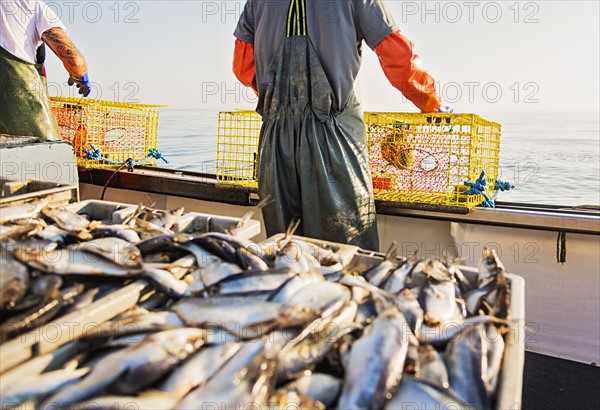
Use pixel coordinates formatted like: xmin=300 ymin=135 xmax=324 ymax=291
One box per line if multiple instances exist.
xmin=355 ymin=297 xmax=378 ymax=326
xmin=364 ymin=242 xmax=399 ymax=287
xmin=267 ymin=389 xmax=326 ymax=410
xmin=43 ymin=328 xmax=206 ymax=407
xmin=445 ymin=323 xmax=491 ymax=408
xmin=159 ymin=342 xmax=241 ymax=398
xmin=133 ymin=217 xmax=175 ymax=240
xmin=35 ymin=224 xmax=68 ymax=243
xmin=385 ymin=376 xmax=469 ymax=410
xmin=238 ymin=245 xmax=271 ymax=271
xmin=60 ymin=287 xmax=100 ymax=315
xmin=417 ymin=315 xmax=509 ymax=347
xmin=178 ymin=241 xmax=223 ymax=267
xmin=2 ymin=283 xmax=85 ymax=342
xmin=276 ymin=301 xmax=358 ymax=381
xmin=485 ymin=324 xmax=506 ymax=393
xmin=274 ymin=239 xmax=321 ymax=273
xmin=268 ymin=270 xmax=325 ymax=304
xmin=0 ymin=219 xmax=45 ymax=240
xmin=177 ymin=339 xmax=274 ymax=410
xmin=405 ymin=259 xmax=428 ymax=290
xmin=152 ymin=206 xmax=185 ymax=230
xmin=198 ymin=232 xmax=271 ymax=268
xmin=381 ymin=259 xmax=413 ymax=294
xmin=417 ymin=344 xmax=449 ymax=389
xmin=143 ymin=267 xmax=189 ymax=298
xmin=41 ymin=205 xmax=93 ymax=240
xmin=31 ymin=274 xmax=62 ymax=300
xmin=196 ymin=261 xmax=243 ymax=288
xmin=447 ymin=261 xmax=473 ymax=294
xmin=422 ymin=259 xmax=454 ymax=282
xmin=92 ymin=223 xmax=142 ymax=243
xmin=14 ymin=247 xmax=141 ymax=277
xmin=209 ymin=269 xmax=297 ymax=296
xmin=72 ymin=238 xmax=142 ymax=268
xmin=338 ymin=275 xmax=424 ymax=334
xmin=1 ymin=367 xmax=89 ymax=408
xmin=419 ymin=280 xmax=464 ymax=327
xmin=173 ymin=297 xmax=320 ymax=339
xmin=0 ymin=254 xmax=29 ymax=310
xmin=492 ymin=280 xmax=512 ymax=320
xmin=338 ymin=308 xmax=410 ymax=410
xmin=465 ymin=284 xmax=496 ymax=316
xmin=478 ymin=247 xmax=505 ymax=288
xmin=80 ymin=311 xmax=184 ymax=340
xmin=0 ymin=195 xmax=53 ymax=224
xmin=0 ymin=341 xmax=83 ymax=386
xmin=283 ymin=373 xmax=342 ymax=408
xmin=293 ymin=238 xmax=342 ymax=268
xmin=286 ymin=281 xmax=351 ymax=321
xmin=70 ymin=391 xmax=178 ymax=410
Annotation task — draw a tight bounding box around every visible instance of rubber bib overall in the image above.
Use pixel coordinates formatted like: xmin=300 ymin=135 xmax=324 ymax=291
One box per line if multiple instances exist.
xmin=256 ymin=0 xmax=379 ymax=251
xmin=0 ymin=46 xmax=61 ymax=140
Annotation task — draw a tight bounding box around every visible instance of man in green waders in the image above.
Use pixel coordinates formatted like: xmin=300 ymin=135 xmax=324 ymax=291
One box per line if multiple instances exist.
xmin=233 ymin=0 xmax=445 ymax=251
xmin=1 ymin=0 xmax=91 ymax=141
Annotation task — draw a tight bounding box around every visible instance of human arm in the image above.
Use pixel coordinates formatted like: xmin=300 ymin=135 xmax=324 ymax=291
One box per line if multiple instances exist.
xmin=374 ymin=31 xmax=441 ymax=113
xmin=41 ymin=27 xmax=90 ymax=96
xmin=41 ymin=27 xmax=87 ymax=77
xmin=233 ymin=39 xmax=258 ymax=95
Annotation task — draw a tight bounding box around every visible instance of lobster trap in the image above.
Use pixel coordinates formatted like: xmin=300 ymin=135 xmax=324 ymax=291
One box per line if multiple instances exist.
xmin=216 ymin=111 xmax=262 ymax=187
xmin=366 ymin=112 xmax=501 ymax=208
xmin=216 ymin=111 xmax=501 ymax=208
xmin=50 ymin=97 xmax=165 ymax=169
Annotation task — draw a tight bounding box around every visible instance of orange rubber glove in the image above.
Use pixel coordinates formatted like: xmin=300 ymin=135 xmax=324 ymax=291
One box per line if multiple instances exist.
xmin=233 ymin=39 xmax=258 ymax=96
xmin=375 ymin=31 xmax=441 ymax=113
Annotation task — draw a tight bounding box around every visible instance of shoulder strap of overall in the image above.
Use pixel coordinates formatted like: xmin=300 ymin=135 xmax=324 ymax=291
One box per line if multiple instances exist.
xmin=286 ymin=0 xmax=307 ymax=37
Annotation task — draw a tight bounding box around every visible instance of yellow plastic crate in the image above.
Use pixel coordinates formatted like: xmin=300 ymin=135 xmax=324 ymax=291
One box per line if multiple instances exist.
xmin=366 ymin=112 xmax=501 ymax=208
xmin=50 ymin=97 xmax=165 ymax=169
xmin=216 ymin=111 xmax=262 ymax=187
xmin=216 ymin=111 xmax=501 ymax=208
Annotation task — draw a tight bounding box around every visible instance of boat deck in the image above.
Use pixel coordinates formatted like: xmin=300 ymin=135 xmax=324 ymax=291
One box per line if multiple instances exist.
xmin=523 ymin=352 xmax=599 ymax=409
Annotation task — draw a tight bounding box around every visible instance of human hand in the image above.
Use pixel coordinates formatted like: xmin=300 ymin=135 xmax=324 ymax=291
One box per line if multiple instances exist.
xmin=68 ymin=73 xmax=91 ymax=97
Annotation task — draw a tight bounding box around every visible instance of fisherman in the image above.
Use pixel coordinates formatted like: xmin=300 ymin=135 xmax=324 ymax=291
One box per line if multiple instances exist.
xmin=0 ymin=0 xmax=91 ymax=141
xmin=233 ymin=0 xmax=450 ymax=251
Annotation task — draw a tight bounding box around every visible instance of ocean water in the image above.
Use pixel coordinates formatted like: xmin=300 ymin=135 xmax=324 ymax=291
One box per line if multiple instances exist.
xmin=157 ymin=109 xmax=600 ymax=207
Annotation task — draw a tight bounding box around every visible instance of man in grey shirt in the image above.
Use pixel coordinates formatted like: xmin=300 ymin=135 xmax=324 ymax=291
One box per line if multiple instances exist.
xmin=234 ymin=0 xmax=443 ymax=251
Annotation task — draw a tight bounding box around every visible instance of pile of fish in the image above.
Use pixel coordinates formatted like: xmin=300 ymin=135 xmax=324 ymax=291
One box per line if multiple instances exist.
xmin=0 ymin=196 xmax=514 ymax=409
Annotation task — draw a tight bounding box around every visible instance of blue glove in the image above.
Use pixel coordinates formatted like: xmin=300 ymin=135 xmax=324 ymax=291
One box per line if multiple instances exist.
xmin=438 ymin=105 xmax=454 ymax=113
xmin=68 ymin=73 xmax=91 ymax=97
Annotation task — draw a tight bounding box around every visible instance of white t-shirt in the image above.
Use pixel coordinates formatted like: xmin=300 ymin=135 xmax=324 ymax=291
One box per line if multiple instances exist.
xmin=0 ymin=0 xmax=66 ymax=63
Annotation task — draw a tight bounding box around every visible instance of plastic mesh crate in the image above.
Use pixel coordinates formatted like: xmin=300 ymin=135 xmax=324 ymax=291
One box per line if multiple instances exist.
xmin=216 ymin=111 xmax=262 ymax=187
xmin=50 ymin=97 xmax=165 ymax=169
xmin=366 ymin=112 xmax=501 ymax=208
xmin=216 ymin=111 xmax=501 ymax=208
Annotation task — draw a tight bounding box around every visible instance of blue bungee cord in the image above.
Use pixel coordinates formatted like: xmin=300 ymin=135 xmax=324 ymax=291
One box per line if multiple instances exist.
xmin=464 ymin=170 xmax=515 ymax=208
xmin=86 ymin=144 xmax=169 ymax=200
xmin=83 ymin=144 xmax=169 ymax=171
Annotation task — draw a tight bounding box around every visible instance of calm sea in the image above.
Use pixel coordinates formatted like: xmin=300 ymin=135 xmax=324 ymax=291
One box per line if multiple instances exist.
xmin=157 ymin=109 xmax=600 ymax=207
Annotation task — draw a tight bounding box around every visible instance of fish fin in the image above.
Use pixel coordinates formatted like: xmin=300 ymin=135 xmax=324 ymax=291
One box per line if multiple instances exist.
xmin=235 ymin=195 xmax=273 ymax=229
xmin=384 ymin=241 xmax=398 ymax=262
xmin=285 ymin=218 xmax=301 ymax=238
xmin=275 ymin=218 xmax=301 ymax=249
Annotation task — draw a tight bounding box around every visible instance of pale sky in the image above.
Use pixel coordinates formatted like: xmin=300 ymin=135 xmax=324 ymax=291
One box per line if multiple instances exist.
xmin=41 ymin=0 xmax=600 ymax=114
